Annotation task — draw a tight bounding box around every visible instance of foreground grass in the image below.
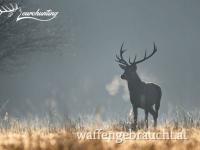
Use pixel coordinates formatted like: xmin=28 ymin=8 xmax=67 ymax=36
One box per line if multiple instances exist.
xmin=0 ymin=108 xmax=200 ymax=150
xmin=0 ymin=128 xmax=199 ymax=150
xmin=0 ymin=121 xmax=199 ymax=150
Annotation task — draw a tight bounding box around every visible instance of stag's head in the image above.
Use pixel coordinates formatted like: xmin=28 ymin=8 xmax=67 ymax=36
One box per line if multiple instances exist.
xmin=115 ymin=43 xmax=157 ymax=81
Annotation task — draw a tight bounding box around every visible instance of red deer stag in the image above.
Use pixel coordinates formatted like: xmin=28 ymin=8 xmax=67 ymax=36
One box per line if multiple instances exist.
xmin=115 ymin=43 xmax=162 ymax=129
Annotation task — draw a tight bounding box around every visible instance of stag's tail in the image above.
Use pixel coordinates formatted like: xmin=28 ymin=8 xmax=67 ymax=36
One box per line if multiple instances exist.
xmin=155 ymin=86 xmax=162 ymax=118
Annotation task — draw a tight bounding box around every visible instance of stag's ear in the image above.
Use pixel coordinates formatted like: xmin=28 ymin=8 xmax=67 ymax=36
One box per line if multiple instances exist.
xmin=119 ymin=64 xmax=127 ymax=70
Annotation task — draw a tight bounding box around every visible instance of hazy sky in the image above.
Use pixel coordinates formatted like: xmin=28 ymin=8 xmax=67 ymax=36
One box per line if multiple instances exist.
xmin=0 ymin=0 xmax=200 ymax=120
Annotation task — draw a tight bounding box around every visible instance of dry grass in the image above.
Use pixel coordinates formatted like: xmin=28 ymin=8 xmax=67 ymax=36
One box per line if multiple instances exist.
xmin=0 ymin=127 xmax=200 ymax=150
xmin=0 ymin=109 xmax=200 ymax=150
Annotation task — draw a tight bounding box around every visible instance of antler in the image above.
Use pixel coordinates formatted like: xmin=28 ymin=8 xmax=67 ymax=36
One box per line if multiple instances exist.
xmin=115 ymin=42 xmax=129 ymax=66
xmin=129 ymin=43 xmax=157 ymax=65
xmin=0 ymin=3 xmax=19 ymax=15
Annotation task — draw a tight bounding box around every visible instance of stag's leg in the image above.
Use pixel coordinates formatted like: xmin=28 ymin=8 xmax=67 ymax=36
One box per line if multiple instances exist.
xmin=148 ymin=106 xmax=157 ymax=128
xmin=155 ymin=101 xmax=160 ymax=120
xmin=145 ymin=110 xmax=148 ymax=129
xmin=132 ymin=106 xmax=138 ymax=130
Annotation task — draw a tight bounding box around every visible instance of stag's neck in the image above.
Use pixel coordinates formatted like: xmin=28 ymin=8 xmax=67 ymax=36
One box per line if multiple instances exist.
xmin=127 ymin=73 xmax=144 ymax=95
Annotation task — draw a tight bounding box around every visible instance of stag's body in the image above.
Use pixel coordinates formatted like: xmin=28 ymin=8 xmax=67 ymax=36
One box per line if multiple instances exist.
xmin=116 ymin=43 xmax=161 ymax=129
xmin=128 ymin=77 xmax=161 ymax=129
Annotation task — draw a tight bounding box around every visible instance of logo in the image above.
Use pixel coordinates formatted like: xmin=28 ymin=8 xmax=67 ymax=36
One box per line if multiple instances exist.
xmin=0 ymin=3 xmax=59 ymax=22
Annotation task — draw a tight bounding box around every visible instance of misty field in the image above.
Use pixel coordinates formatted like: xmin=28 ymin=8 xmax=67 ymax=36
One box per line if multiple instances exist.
xmin=0 ymin=109 xmax=200 ymax=150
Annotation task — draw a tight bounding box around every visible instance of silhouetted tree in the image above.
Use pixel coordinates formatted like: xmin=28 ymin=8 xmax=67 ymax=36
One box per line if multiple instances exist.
xmin=0 ymin=0 xmax=68 ymax=72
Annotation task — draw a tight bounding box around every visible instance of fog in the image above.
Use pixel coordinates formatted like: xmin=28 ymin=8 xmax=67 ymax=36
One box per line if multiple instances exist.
xmin=0 ymin=0 xmax=200 ymax=120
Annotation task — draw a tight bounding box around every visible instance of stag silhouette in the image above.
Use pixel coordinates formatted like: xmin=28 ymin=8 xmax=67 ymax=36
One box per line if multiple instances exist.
xmin=115 ymin=43 xmax=162 ymax=129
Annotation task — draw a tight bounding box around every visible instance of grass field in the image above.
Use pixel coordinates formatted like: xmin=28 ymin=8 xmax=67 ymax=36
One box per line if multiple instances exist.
xmin=0 ymin=109 xmax=200 ymax=150
xmin=0 ymin=128 xmax=199 ymax=150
